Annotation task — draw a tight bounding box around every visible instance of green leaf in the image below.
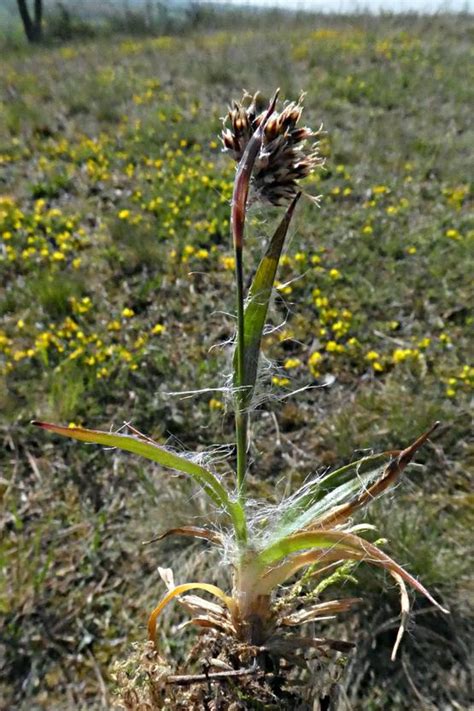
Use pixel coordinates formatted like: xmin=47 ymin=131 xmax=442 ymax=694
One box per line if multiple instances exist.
xmin=299 ymin=424 xmax=441 ymax=532
xmin=269 ymin=452 xmax=393 ymax=541
xmin=234 ymin=193 xmax=301 ymax=406
xmin=260 ymin=530 xmax=352 ymax=566
xmin=258 ymin=530 xmax=449 ymax=613
xmin=32 ymin=421 xmax=247 ymax=542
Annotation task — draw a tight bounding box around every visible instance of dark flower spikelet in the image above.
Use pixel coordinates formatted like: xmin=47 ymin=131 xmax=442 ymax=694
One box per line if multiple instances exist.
xmin=221 ymin=91 xmax=323 ymax=205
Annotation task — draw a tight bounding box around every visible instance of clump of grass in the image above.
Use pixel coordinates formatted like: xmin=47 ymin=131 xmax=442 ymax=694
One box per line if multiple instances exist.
xmin=34 ymin=90 xmax=449 ymax=708
xmin=27 ymin=270 xmax=83 ymax=320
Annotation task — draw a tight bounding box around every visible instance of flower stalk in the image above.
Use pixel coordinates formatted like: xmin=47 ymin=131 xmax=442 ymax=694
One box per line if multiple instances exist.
xmin=230 ymin=90 xmax=279 ymax=499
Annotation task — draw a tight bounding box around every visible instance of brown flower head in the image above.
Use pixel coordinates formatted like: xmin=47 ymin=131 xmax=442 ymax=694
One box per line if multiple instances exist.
xmin=222 ymin=91 xmax=323 ymax=206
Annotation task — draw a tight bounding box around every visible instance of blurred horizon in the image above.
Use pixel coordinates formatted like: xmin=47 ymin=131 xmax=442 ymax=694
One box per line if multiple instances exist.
xmin=0 ymin=0 xmax=472 ymax=29
xmin=204 ymin=0 xmax=473 ymax=13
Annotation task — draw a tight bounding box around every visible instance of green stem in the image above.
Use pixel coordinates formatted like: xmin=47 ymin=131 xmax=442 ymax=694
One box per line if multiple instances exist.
xmin=235 ymin=245 xmax=247 ymax=499
xmin=230 ymin=91 xmax=279 ymax=510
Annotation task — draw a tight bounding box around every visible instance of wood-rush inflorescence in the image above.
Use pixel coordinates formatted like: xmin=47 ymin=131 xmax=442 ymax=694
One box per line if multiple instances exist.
xmin=222 ymin=91 xmax=323 ymax=205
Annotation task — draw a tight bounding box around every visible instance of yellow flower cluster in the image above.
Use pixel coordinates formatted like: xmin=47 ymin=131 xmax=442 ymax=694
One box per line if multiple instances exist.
xmin=308 ymin=350 xmax=322 ymax=377
xmin=0 ymin=197 xmax=90 ymax=269
xmin=442 ymin=185 xmax=469 ymax=209
xmin=445 ymin=365 xmax=474 ymax=398
xmin=272 ymin=376 xmax=290 ymax=387
xmin=365 ymin=350 xmax=384 ymax=372
xmin=392 ymin=348 xmax=420 ymax=364
xmin=362 ymin=345 xmax=426 ymax=374
xmin=0 ymin=302 xmax=168 ymax=378
xmin=284 ymin=358 xmax=301 ymax=370
xmin=312 ymin=288 xmax=353 ymax=342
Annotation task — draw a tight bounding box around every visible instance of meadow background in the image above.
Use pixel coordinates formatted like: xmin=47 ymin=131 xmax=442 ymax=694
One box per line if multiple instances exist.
xmin=1 ymin=3 xmax=473 ymax=709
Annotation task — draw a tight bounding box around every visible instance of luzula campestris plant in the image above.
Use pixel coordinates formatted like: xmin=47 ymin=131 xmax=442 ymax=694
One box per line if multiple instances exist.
xmin=33 ymin=90 xmax=448 ymax=676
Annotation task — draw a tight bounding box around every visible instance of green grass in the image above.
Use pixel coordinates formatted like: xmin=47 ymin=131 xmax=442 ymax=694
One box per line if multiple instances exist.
xmin=1 ymin=13 xmax=473 ymax=709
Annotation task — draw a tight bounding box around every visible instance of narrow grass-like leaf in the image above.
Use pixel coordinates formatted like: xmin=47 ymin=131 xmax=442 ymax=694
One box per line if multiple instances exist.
xmin=270 ymin=423 xmax=440 ymax=541
xmin=390 ymin=571 xmax=409 ymax=661
xmin=258 ymin=530 xmax=449 ymax=613
xmin=260 ymin=548 xmax=351 ymax=594
xmin=147 ymin=582 xmax=235 ymax=646
xmin=142 ymin=526 xmax=224 ymax=546
xmin=280 ymin=598 xmax=361 ymax=626
xmin=32 ymin=421 xmax=247 ymax=541
xmin=269 ymin=455 xmax=391 ymax=541
xmin=314 ymin=422 xmax=440 ymax=529
xmin=234 ymin=192 xmax=301 ymax=407
xmin=33 ymin=420 xmax=228 ymax=504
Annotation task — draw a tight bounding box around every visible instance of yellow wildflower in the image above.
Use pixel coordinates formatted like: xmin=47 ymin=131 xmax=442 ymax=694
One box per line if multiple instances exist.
xmin=445 ymin=228 xmax=461 ymax=240
xmin=308 ymin=351 xmax=322 ymax=366
xmin=392 ymin=348 xmax=419 ymax=364
xmin=284 ymin=357 xmax=301 ymax=369
xmin=326 ymin=341 xmax=345 ymax=353
xmin=314 ymin=296 xmax=329 ymax=308
xmin=272 ymin=376 xmax=290 ymax=387
xmin=220 ymin=256 xmax=235 ymax=270
xmin=308 ymin=351 xmax=322 ymax=376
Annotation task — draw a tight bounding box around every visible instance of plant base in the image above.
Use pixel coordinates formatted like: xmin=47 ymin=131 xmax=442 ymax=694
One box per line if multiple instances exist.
xmin=113 ymin=632 xmax=345 ymax=710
